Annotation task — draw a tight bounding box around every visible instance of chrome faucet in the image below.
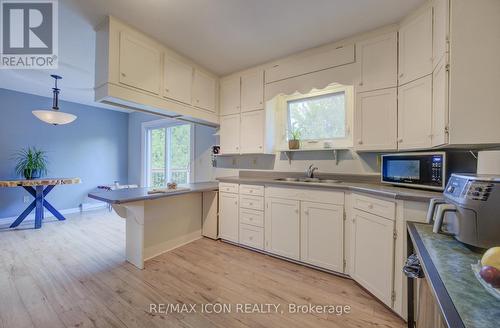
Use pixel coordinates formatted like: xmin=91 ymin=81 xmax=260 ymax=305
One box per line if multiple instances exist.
xmin=306 ymin=164 xmax=319 ymax=178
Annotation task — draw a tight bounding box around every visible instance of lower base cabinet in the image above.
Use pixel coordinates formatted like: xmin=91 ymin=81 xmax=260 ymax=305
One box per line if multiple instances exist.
xmin=351 ymin=209 xmax=395 ymax=307
xmin=300 ymin=202 xmax=344 ymax=272
xmin=265 ymin=198 xmax=300 ymax=260
xmin=219 ymin=192 xmax=239 ymax=242
xmin=239 ymin=224 xmax=264 ymax=250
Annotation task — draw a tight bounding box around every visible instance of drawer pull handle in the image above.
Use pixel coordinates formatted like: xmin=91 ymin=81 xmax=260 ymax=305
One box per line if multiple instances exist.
xmin=368 ymin=204 xmax=374 ymax=209
xmin=249 ymin=202 xmax=253 ymax=206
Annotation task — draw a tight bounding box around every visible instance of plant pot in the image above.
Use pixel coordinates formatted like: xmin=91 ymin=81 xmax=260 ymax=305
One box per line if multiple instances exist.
xmin=24 ymin=169 xmax=41 ymax=180
xmin=288 ymin=140 xmax=300 ymax=150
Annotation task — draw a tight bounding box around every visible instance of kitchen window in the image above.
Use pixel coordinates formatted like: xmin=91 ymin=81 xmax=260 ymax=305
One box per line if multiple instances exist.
xmin=284 ymin=85 xmax=353 ymax=148
xmin=143 ymin=120 xmax=193 ymax=187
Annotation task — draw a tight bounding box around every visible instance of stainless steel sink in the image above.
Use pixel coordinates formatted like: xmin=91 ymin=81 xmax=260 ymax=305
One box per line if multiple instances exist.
xmin=274 ymin=178 xmax=341 ymax=184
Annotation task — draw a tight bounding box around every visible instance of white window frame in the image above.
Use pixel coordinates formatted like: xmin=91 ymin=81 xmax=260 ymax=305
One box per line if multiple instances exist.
xmin=282 ymin=84 xmax=354 ymax=149
xmin=141 ymin=118 xmax=195 ymax=187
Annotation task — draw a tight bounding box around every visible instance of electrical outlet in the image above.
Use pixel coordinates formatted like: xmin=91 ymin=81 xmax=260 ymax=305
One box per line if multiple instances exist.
xmin=23 ymin=196 xmax=30 ymax=203
xmin=252 ymin=157 xmax=258 ymax=166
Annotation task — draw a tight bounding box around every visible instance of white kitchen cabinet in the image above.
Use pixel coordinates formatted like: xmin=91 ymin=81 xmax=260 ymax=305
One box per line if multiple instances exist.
xmin=301 ymin=202 xmax=344 ymax=272
xmin=398 ymin=7 xmax=433 ymax=85
xmin=241 ymin=70 xmax=264 ymax=112
xmin=240 ymin=110 xmax=265 ymax=154
xmin=119 ymin=32 xmax=161 ymax=95
xmin=397 ymin=75 xmax=432 ymax=150
xmin=351 ymin=209 xmax=395 ymax=307
xmin=431 ymin=58 xmax=449 ymax=147
xmin=356 ymin=32 xmax=398 ymax=92
xmin=192 ymin=70 xmax=216 ymax=112
xmin=163 ymin=56 xmax=193 ymax=105
xmin=355 ymin=88 xmax=397 ymax=151
xmin=265 ymin=198 xmax=300 ymax=260
xmin=220 ymin=76 xmax=241 ymax=115
xmin=219 ymin=192 xmax=239 ymax=243
xmin=432 ymin=0 xmax=449 ymax=71
xmin=219 ymin=114 xmax=240 ymax=154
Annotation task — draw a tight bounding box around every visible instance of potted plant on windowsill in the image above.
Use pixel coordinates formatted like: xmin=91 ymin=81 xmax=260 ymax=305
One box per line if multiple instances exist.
xmin=288 ymin=127 xmax=301 ymax=150
xmin=13 ymin=147 xmax=48 ymax=180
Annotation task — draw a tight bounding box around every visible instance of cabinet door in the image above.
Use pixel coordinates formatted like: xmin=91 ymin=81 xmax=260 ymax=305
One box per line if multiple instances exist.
xmin=219 ymin=114 xmax=240 ymax=154
xmin=432 ymin=58 xmax=449 ymax=147
xmin=357 ymin=32 xmax=397 ymax=92
xmin=240 ymin=110 xmax=264 ymax=154
xmin=241 ymin=70 xmax=264 ymax=112
xmin=433 ymin=0 xmax=449 ymax=70
xmin=398 ymin=7 xmax=433 ymax=85
xmin=301 ymin=202 xmax=344 ymax=272
xmin=351 ymin=209 xmax=395 ymax=307
xmin=193 ymin=70 xmax=216 ymax=112
xmin=220 ymin=76 xmax=241 ymax=115
xmin=219 ymin=192 xmax=239 ymax=242
xmin=265 ymin=198 xmax=300 ymax=260
xmin=163 ymin=56 xmax=193 ymax=105
xmin=398 ymin=75 xmax=432 ymax=150
xmin=355 ymin=88 xmax=397 ymax=151
xmin=119 ymin=32 xmax=161 ymax=95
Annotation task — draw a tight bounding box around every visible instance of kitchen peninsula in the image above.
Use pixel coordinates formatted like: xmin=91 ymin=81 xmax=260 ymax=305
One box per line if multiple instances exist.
xmin=88 ymin=182 xmax=218 ymax=269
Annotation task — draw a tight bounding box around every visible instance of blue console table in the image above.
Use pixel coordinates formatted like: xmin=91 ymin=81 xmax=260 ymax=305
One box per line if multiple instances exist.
xmin=0 ymin=178 xmax=81 ymax=229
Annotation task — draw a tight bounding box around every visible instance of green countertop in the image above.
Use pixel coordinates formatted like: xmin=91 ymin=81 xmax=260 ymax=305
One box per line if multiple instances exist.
xmin=409 ymin=223 xmax=500 ymax=328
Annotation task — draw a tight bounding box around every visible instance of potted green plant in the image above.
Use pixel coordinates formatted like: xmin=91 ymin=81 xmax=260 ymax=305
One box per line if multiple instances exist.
xmin=13 ymin=147 xmax=48 ymax=180
xmin=288 ymin=126 xmax=301 ymax=150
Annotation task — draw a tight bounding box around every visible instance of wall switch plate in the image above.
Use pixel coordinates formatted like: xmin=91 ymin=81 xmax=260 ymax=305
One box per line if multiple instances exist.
xmin=23 ymin=196 xmax=30 ymax=203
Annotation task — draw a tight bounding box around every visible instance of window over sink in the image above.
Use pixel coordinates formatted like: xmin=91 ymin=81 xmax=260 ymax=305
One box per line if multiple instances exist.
xmin=282 ymin=84 xmax=353 ymax=149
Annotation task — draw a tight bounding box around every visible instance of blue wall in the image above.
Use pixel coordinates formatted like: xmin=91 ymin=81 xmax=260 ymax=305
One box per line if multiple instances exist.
xmin=0 ymin=88 xmax=129 ymax=218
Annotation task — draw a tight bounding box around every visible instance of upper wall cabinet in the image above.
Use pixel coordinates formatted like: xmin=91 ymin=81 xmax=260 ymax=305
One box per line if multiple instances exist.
xmin=193 ymin=70 xmax=217 ymax=112
xmin=241 ymin=70 xmax=264 ymax=112
xmin=265 ymin=43 xmax=355 ymax=84
xmin=355 ymin=88 xmax=397 ymax=151
xmin=95 ymin=16 xmax=218 ymax=125
xmin=219 ymin=114 xmax=241 ymax=154
xmin=119 ymin=32 xmax=161 ymax=95
xmin=163 ymin=56 xmax=193 ymax=105
xmin=397 ymin=75 xmax=432 ymax=150
xmin=220 ymin=76 xmax=241 ymax=116
xmin=432 ymin=0 xmax=449 ymax=70
xmin=356 ymin=32 xmax=398 ymax=92
xmin=398 ymin=7 xmax=433 ymax=85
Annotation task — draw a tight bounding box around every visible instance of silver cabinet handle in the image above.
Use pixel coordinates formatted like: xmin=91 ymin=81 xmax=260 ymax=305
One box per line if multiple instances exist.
xmin=397 ymin=138 xmax=403 ymax=143
xmin=357 ymin=140 xmax=363 ymax=145
xmin=399 ymin=73 xmax=404 ymax=78
xmin=121 ymin=72 xmax=126 ymax=77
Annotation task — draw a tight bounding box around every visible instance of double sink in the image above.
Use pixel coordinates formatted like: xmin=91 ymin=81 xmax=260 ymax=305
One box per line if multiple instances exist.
xmin=274 ymin=177 xmax=342 ymax=184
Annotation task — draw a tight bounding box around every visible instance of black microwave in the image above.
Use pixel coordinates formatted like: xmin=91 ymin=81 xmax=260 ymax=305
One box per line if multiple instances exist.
xmin=381 ymin=152 xmax=446 ymax=191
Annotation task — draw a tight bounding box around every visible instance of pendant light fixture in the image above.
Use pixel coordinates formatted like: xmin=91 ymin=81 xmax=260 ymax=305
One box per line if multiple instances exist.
xmin=32 ymin=75 xmax=77 ymax=125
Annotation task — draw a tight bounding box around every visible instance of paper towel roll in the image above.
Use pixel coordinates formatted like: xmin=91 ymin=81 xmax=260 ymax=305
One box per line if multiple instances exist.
xmin=477 ymin=150 xmax=500 ymax=175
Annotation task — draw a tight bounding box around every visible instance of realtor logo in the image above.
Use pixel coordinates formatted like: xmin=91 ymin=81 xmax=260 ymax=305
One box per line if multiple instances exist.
xmin=0 ymin=0 xmax=58 ymax=68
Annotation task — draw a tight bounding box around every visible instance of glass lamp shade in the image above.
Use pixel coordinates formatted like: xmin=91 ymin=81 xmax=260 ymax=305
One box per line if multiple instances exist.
xmin=32 ymin=110 xmax=77 ymax=125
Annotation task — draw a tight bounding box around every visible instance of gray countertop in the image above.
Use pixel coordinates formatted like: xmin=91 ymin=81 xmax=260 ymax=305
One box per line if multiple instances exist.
xmin=88 ymin=182 xmax=218 ymax=204
xmin=408 ymin=223 xmax=500 ymax=328
xmin=217 ymin=176 xmax=441 ymax=202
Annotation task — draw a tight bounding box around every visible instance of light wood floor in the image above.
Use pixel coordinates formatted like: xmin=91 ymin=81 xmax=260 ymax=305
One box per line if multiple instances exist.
xmin=0 ymin=210 xmax=404 ymax=328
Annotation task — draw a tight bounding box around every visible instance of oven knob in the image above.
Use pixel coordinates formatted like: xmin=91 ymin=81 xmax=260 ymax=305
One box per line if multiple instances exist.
xmin=447 ymin=186 xmax=455 ymax=193
xmin=475 ymin=187 xmax=483 ymax=192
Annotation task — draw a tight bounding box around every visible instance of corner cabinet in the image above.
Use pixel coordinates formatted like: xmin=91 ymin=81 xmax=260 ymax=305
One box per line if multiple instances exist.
xmin=264 ymin=198 xmax=300 ymax=260
xmin=95 ymin=16 xmax=218 ymax=125
xmin=119 ymin=32 xmax=161 ymax=95
xmin=301 ymin=202 xmax=344 ymax=272
xmin=355 ymin=88 xmax=397 ymax=151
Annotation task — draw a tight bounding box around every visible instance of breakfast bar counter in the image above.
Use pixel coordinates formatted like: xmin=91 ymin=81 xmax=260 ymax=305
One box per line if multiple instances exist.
xmin=407 ymin=223 xmax=500 ymax=328
xmin=88 ymin=182 xmax=218 ymax=269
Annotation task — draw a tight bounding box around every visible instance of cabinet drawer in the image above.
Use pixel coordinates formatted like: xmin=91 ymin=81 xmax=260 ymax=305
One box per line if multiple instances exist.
xmin=239 ymin=184 xmax=264 ymax=196
xmin=352 ymin=193 xmax=395 ymax=220
xmin=265 ymin=186 xmax=344 ymax=205
xmin=239 ymin=224 xmax=264 ymax=250
xmin=240 ymin=208 xmax=264 ymax=227
xmin=239 ymin=195 xmax=264 ymax=211
xmin=219 ymin=183 xmax=239 ymax=194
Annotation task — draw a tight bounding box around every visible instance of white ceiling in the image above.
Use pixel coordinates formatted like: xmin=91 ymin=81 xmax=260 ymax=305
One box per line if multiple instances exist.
xmin=0 ymin=0 xmax=424 ymax=110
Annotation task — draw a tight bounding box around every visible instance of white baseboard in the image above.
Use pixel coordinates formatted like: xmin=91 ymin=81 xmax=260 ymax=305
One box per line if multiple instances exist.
xmin=144 ymin=230 xmax=202 ymax=261
xmin=0 ymin=202 xmax=108 ymax=222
